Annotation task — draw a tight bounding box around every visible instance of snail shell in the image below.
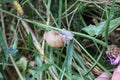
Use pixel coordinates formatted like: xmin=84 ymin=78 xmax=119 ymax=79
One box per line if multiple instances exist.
xmin=44 ymin=30 xmax=64 ymax=48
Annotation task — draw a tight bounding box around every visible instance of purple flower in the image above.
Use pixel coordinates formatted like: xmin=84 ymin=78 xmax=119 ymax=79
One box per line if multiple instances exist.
xmin=106 ymin=45 xmax=120 ymax=65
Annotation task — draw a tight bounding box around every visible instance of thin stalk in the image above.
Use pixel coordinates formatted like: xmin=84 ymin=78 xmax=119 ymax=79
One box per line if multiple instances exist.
xmin=104 ymin=0 xmax=115 ymax=44
xmin=73 ymin=51 xmax=93 ymax=80
xmin=24 ymin=18 xmax=107 ymax=47
xmin=0 ymin=9 xmax=107 ymax=47
xmin=74 ymin=39 xmax=111 ymax=75
xmin=65 ymin=0 xmax=69 ymax=28
xmin=79 ymin=13 xmax=87 ymax=27
xmin=53 ymin=63 xmax=71 ymax=80
xmin=46 ymin=0 xmax=51 ymax=25
xmin=84 ymin=48 xmax=105 ymax=76
xmin=0 ymin=63 xmax=13 ymax=66
xmin=28 ymin=1 xmax=46 ymax=22
xmin=0 ymin=9 xmax=7 ymax=49
xmin=58 ymin=0 xmax=62 ymax=28
xmin=62 ymin=0 xmax=78 ymax=15
xmin=9 ymin=54 xmax=24 ymax=80
xmin=68 ymin=4 xmax=80 ymax=30
xmin=42 ymin=0 xmax=59 ymax=28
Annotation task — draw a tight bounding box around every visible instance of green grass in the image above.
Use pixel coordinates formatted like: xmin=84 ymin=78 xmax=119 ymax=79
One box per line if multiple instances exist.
xmin=0 ymin=0 xmax=119 ymax=80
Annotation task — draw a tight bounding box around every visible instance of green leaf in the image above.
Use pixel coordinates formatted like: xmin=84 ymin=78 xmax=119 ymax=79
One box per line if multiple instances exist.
xmin=31 ymin=64 xmax=52 ymax=79
xmin=65 ymin=40 xmax=74 ymax=77
xmin=27 ymin=33 xmax=34 ymax=49
xmin=0 ymin=27 xmax=8 ymax=55
xmin=60 ymin=40 xmax=74 ymax=80
xmin=0 ymin=27 xmax=9 ymax=63
xmin=35 ymin=56 xmax=42 ymax=66
xmin=82 ymin=17 xmax=120 ymax=36
xmin=6 ymin=48 xmax=18 ymax=54
xmin=16 ymin=57 xmax=28 ymax=71
xmin=0 ymin=72 xmax=3 ymax=79
xmin=0 ymin=27 xmax=18 ymax=55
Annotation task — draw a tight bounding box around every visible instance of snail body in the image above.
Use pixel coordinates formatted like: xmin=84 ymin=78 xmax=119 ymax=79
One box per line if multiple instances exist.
xmin=44 ymin=30 xmax=64 ymax=48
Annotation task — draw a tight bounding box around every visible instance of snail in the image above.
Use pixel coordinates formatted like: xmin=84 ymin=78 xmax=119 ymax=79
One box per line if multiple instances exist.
xmin=44 ymin=30 xmax=73 ymax=48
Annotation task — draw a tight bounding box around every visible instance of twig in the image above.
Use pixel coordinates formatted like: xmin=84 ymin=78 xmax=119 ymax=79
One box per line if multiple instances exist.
xmin=9 ymin=54 xmax=24 ymax=80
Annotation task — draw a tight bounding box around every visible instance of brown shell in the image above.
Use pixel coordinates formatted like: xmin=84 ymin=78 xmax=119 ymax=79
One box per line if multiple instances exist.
xmin=44 ymin=30 xmax=64 ymax=48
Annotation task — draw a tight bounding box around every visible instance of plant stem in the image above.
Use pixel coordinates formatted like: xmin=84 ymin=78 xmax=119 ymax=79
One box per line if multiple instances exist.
xmin=9 ymin=54 xmax=24 ymax=80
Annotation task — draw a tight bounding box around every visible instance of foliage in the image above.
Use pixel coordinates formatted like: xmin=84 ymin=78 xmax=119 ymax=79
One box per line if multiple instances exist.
xmin=0 ymin=0 xmax=119 ymax=80
xmin=82 ymin=17 xmax=120 ymax=36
